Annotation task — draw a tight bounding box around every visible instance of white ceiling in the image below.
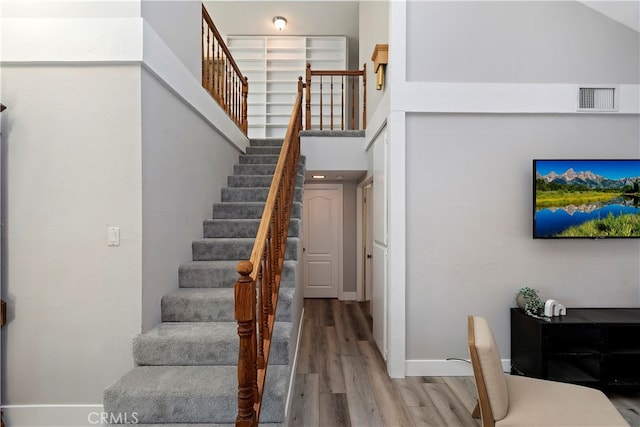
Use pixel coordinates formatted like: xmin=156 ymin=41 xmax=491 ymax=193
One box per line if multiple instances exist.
xmin=579 ymin=1 xmax=640 ymax=32
xmin=204 ymin=1 xmax=359 ymax=39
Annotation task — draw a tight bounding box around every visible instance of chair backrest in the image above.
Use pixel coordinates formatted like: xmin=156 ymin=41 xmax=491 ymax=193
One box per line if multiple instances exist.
xmin=468 ymin=315 xmax=509 ymax=426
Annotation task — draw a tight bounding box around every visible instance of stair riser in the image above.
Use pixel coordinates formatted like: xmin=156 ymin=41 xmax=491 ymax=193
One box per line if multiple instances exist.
xmin=212 ymin=202 xmax=302 ymax=219
xmin=239 ymin=155 xmax=280 ymax=165
xmin=133 ymin=323 xmax=292 ymax=366
xmin=179 ymin=260 xmax=298 ymax=289
xmin=234 ymin=163 xmax=305 ymax=176
xmin=203 ymin=218 xmax=301 ymax=239
xmin=249 ymin=139 xmax=283 ymax=147
xmin=221 ymin=187 xmax=302 ymax=203
xmin=246 ymin=146 xmax=282 ymax=155
xmin=228 ymin=174 xmax=305 ymax=188
xmin=162 ymin=288 xmax=295 ymax=323
xmin=192 ymin=238 xmax=300 ymax=261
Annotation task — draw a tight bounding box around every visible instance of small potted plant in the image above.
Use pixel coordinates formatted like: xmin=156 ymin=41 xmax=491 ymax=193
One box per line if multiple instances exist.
xmin=516 ymin=287 xmax=549 ymax=320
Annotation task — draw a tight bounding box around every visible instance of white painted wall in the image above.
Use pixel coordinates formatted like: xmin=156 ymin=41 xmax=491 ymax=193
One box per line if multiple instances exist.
xmin=142 ymin=0 xmax=201 ymax=80
xmin=0 ymin=2 xmax=251 ymax=423
xmin=301 ymin=136 xmax=367 ymax=171
xmin=392 ymin=0 xmax=639 ymax=376
xmin=0 ymin=65 xmax=142 ymax=415
xmin=359 ymin=0 xmax=389 ymax=124
xmin=1 ymin=0 xmax=141 ymax=18
xmin=405 ymin=113 xmax=640 ymax=368
xmin=141 ymin=68 xmax=241 ymax=330
xmin=406 ymin=1 xmax=639 ymax=84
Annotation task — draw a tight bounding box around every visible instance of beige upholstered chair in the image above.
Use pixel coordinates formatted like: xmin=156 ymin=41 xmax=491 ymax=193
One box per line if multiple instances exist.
xmin=467 ymin=315 xmax=629 ymax=427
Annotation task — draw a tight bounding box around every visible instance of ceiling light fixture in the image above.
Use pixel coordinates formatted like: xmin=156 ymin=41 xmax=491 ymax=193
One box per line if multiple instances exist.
xmin=273 ymin=16 xmax=287 ymax=31
xmin=312 ymin=175 xmax=326 ymax=179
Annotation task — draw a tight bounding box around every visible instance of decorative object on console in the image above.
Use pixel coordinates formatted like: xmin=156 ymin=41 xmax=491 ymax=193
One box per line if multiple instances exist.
xmin=544 ymin=299 xmax=566 ymax=317
xmin=515 ymin=287 xmax=550 ymax=321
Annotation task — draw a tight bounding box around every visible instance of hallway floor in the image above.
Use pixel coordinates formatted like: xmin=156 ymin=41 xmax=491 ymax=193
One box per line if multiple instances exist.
xmin=287 ymin=299 xmax=480 ymax=426
xmin=287 ymin=299 xmax=640 ymax=427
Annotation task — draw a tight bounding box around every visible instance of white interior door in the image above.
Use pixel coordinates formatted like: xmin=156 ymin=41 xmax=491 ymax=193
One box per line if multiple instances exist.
xmin=303 ymin=184 xmax=343 ymax=298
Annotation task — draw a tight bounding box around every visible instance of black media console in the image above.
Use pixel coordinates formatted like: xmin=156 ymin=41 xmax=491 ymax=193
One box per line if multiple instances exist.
xmin=511 ymin=307 xmax=640 ymax=389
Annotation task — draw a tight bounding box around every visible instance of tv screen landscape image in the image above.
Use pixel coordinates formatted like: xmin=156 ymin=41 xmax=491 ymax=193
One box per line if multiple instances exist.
xmin=534 ymin=159 xmax=640 ymax=239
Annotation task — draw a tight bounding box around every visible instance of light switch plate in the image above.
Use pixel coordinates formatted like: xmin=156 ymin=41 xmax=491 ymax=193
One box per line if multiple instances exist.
xmin=107 ymin=226 xmax=120 ymax=246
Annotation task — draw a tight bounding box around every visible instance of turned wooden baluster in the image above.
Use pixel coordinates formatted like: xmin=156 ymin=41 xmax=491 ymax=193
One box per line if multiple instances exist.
xmin=256 ymin=257 xmax=265 ymax=371
xmin=305 ymin=64 xmax=312 ymax=130
xmin=242 ymin=78 xmax=248 ymax=134
xmin=362 ymin=63 xmax=367 ymax=130
xmin=235 ymin=261 xmax=257 ymax=427
xmin=341 ymin=76 xmax=345 ymax=130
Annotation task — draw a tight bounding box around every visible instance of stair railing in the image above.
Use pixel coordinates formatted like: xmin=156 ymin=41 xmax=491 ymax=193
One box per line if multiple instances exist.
xmin=234 ymin=77 xmax=303 ymax=427
xmin=202 ymin=4 xmax=248 ymax=134
xmin=305 ymin=62 xmax=366 ymax=131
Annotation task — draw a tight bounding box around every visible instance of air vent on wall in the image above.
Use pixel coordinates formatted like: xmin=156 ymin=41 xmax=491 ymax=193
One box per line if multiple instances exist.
xmin=578 ymin=86 xmax=616 ymax=111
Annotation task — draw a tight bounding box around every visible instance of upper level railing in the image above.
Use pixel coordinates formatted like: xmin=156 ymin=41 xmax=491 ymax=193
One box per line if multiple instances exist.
xmin=234 ymin=77 xmax=303 ymax=427
xmin=202 ymin=4 xmax=248 ymax=134
xmin=305 ymin=63 xmax=366 ymax=131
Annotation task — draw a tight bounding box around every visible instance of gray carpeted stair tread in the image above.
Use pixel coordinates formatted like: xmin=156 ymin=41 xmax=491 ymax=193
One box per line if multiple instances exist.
xmin=212 ymin=201 xmax=302 ymax=219
xmin=203 ymin=218 xmax=301 ymax=238
xmin=162 ymin=287 xmax=295 ymax=323
xmin=133 ymin=321 xmax=292 ymax=366
xmin=221 ymin=187 xmax=302 ymax=203
xmin=103 ymin=365 xmax=288 ymax=423
xmin=192 ymin=237 xmax=300 ymax=261
xmin=179 ymin=260 xmax=298 ymax=289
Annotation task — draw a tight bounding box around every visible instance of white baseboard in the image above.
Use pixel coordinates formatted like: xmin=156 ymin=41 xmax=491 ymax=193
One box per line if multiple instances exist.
xmin=1 ymin=404 xmax=114 ymax=426
xmin=339 ymin=291 xmax=357 ymax=301
xmin=285 ymin=307 xmax=305 ymax=419
xmin=405 ymin=359 xmax=511 ymax=377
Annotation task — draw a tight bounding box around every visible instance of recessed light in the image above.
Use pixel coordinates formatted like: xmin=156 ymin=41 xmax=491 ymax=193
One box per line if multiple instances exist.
xmin=312 ymin=175 xmax=326 ymax=179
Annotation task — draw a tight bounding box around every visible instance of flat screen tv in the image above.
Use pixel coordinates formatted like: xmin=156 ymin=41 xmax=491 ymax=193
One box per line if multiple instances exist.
xmin=533 ymin=159 xmax=640 ymax=239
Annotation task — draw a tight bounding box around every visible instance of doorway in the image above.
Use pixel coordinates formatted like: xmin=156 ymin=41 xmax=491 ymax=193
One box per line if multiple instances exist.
xmin=302 ymin=184 xmax=343 ymax=298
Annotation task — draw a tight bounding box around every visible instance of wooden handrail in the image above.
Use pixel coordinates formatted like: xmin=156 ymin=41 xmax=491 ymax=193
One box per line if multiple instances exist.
xmin=305 ymin=63 xmax=366 ymax=131
xmin=235 ymin=77 xmax=304 ymax=427
xmin=202 ymin=4 xmax=248 ymax=134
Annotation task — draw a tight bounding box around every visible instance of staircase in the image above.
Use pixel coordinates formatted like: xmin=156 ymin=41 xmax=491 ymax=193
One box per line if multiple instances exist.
xmin=104 ymin=139 xmax=305 ymax=426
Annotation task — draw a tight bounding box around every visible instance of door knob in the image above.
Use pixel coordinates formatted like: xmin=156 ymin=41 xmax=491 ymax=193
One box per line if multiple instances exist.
xmin=367 ymin=254 xmax=372 ymax=259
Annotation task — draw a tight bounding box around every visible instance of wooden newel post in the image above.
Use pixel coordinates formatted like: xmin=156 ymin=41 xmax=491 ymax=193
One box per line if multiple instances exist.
xmin=235 ymin=260 xmax=257 ymax=427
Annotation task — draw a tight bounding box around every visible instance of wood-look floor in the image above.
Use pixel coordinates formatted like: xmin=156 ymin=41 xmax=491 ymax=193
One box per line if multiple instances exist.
xmin=288 ymin=299 xmax=640 ymax=427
